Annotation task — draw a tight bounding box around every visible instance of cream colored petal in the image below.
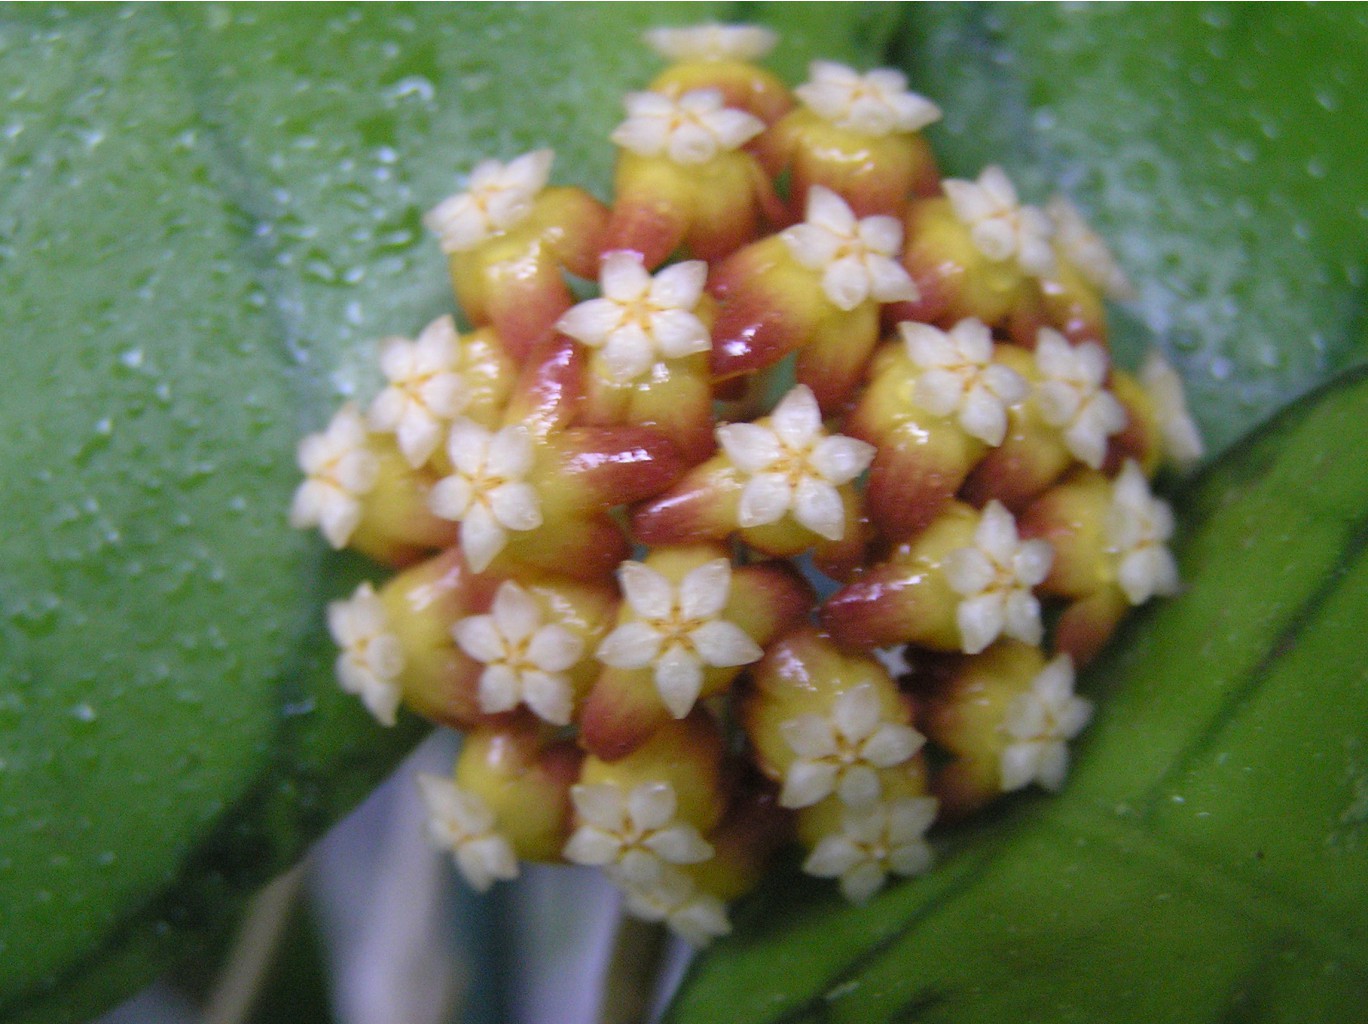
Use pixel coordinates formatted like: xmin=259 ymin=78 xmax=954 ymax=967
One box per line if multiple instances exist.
xmin=793 ymin=476 xmax=846 ymax=541
xmin=999 ymin=741 xmax=1041 ymax=792
xmin=822 ymin=256 xmax=871 ymax=311
xmin=477 ymin=664 xmax=522 ymax=715
xmin=491 ymin=580 xmax=541 ymax=642
xmin=957 ymin=591 xmax=1006 ymax=655
xmin=802 ymin=833 xmax=863 ymax=878
xmin=862 ymin=722 xmax=924 ymax=768
xmin=691 ymin=620 xmax=762 ymax=668
xmin=428 ymin=474 xmax=473 ymax=522
xmin=452 ymin=614 xmax=506 ymax=664
xmin=487 ymin=424 xmax=534 ymax=478
xmin=1034 ymin=741 xmax=1071 ymax=792
xmin=600 ymin=249 xmax=652 ymax=302
xmin=446 ymin=418 xmax=492 ymax=476
xmin=1014 ymin=539 xmax=1054 ymax=587
xmin=527 ymin=624 xmax=584 ymax=674
xmin=597 ymin=621 xmax=664 ymax=670
xmin=601 ymin=323 xmax=656 ymax=382
xmin=643 ymin=824 xmax=713 ymax=865
xmin=810 ymin=435 xmax=876 ymax=485
xmin=459 ymin=502 xmax=507 ymax=573
xmin=716 ymin=421 xmax=783 ymax=473
xmin=865 ymin=253 xmax=918 ymax=303
xmin=780 ymin=714 xmax=838 ymax=759
xmin=649 ymin=259 xmax=707 ymax=309
xmin=679 ymin=558 xmax=732 ymax=620
xmin=520 ymin=669 xmax=574 ymax=726
xmin=571 ymin=783 xmax=626 ymax=831
xmin=832 ymin=682 xmax=881 ymax=742
xmin=654 ymin=644 xmax=704 ymax=719
xmin=959 ymin=385 xmax=1010 ymax=446
xmin=836 ymin=764 xmax=881 ymax=809
xmin=780 ymin=759 xmax=839 ymax=809
xmin=628 ymin=781 xmax=678 ymax=833
xmin=456 ymin=834 xmax=520 ymax=892
xmin=770 ymin=384 xmax=822 ymax=447
xmin=563 ymin=827 xmax=623 ymax=866
xmin=738 ymin=472 xmax=794 ymax=528
xmin=618 ymin=560 xmax=675 ymax=620
xmin=487 ymin=482 xmax=542 ymax=532
xmin=650 ymin=308 xmax=711 ymax=359
xmin=1002 ymin=589 xmax=1044 ymax=647
xmin=943 ymin=546 xmax=995 ymax=597
xmin=839 ymin=861 xmax=888 ymax=904
xmin=558 ymin=297 xmax=624 ymax=347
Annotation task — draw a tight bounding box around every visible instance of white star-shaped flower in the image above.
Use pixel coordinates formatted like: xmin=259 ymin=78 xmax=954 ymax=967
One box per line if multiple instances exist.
xmin=620 ymin=864 xmax=732 ymax=948
xmin=327 ymin=581 xmax=404 ymax=726
xmin=428 ymin=419 xmax=542 ymax=573
xmin=556 ymin=251 xmax=710 ymax=383
xmin=715 ymin=384 xmax=876 ymax=542
xmin=563 ymin=781 xmax=714 ymax=887
xmin=780 ymin=186 xmax=918 ymax=311
xmin=611 ymin=88 xmax=764 ymax=166
xmin=596 ymin=559 xmax=761 ymax=719
xmin=943 ymin=166 xmax=1055 ymax=277
xmin=943 ymin=501 xmax=1053 ymax=655
xmin=900 ymin=318 xmax=1029 ymax=446
xmin=802 ymin=796 xmax=938 ymax=904
xmin=1105 ymin=460 xmax=1181 ymax=606
xmin=367 ymin=315 xmax=469 ymax=468
xmin=452 ymin=581 xmax=585 ymax=726
xmin=644 ymin=23 xmax=778 ymax=63
xmin=1033 ymin=329 xmax=1128 ymax=470
xmin=1141 ymin=350 xmax=1205 ymax=469
xmin=794 ymin=60 xmax=942 ymax=137
xmin=1046 ymin=195 xmax=1135 ymax=300
xmin=778 ymin=682 xmax=925 ymax=810
xmin=999 ymin=654 xmax=1093 ymax=793
xmin=423 ymin=149 xmax=554 ymax=253
xmin=290 ymin=404 xmax=379 ymax=550
xmin=417 ymin=773 xmax=520 ymax=892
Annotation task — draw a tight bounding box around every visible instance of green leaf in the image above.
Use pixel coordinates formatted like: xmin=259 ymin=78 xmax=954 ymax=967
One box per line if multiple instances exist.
xmin=0 ymin=5 xmax=895 ymax=1022
xmin=667 ymin=366 xmax=1368 ymax=1023
xmin=669 ymin=7 xmax=1368 ymax=1019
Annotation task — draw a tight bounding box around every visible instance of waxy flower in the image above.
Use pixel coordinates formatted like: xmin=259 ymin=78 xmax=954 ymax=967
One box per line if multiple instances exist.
xmin=999 ymin=654 xmax=1094 ymax=793
xmin=780 ymin=186 xmax=917 ymax=312
xmin=290 ymin=404 xmax=379 ymax=550
xmin=802 ymin=795 xmax=937 ymax=903
xmin=418 ymin=772 xmax=520 ymax=892
xmin=368 ymin=315 xmax=469 ymax=468
xmin=424 ymin=150 xmax=553 ymax=254
xmin=558 ymin=252 xmax=710 ymax=384
xmin=1046 ymin=195 xmax=1135 ymax=302
xmin=943 ymin=165 xmax=1055 ymax=277
xmin=1106 ymin=460 xmax=1181 ymax=606
xmin=1034 ymin=329 xmax=1128 ymax=470
xmin=596 ymin=558 xmax=761 ymax=720
xmin=612 ymin=88 xmax=764 ymax=167
xmin=452 ymin=580 xmax=585 ymax=726
xmin=644 ymin=23 xmax=778 ymax=63
xmin=327 ymin=581 xmax=405 ymax=726
xmin=1140 ymin=351 xmax=1205 ymax=470
xmin=778 ymin=682 xmax=925 ymax=810
xmin=619 ymin=863 xmax=731 ymax=948
xmin=944 ymin=500 xmax=1053 ymax=654
xmin=795 ymin=61 xmax=941 ymax=138
xmin=425 ymin=150 xmax=608 ymax=361
xmin=428 ymin=419 xmax=541 ymax=573
xmin=902 ymin=318 xmax=1028 ymax=447
xmin=716 ymin=384 xmax=875 ymax=542
xmin=563 ymin=780 xmax=714 ymax=886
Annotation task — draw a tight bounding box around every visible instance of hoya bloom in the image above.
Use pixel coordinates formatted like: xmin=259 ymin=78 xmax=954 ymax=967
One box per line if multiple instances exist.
xmin=423 ymin=150 xmax=553 ymax=254
xmin=1106 ymin=460 xmax=1181 ymax=605
xmin=418 ymin=772 xmax=520 ymax=892
xmin=645 ymin=23 xmax=778 ymax=63
xmin=425 ymin=150 xmax=608 ymax=360
xmin=596 ymin=558 xmax=761 ymax=720
xmin=619 ymin=863 xmax=731 ymax=948
xmin=428 ymin=419 xmax=541 ymax=573
xmin=558 ymin=252 xmax=710 ymax=384
xmin=801 ymin=795 xmax=938 ymax=904
xmin=581 ymin=547 xmax=811 ymax=761
xmin=943 ymin=500 xmax=1053 ymax=655
xmin=759 ymin=62 xmax=941 ymax=220
xmin=1134 ymin=350 xmax=1205 ymax=470
xmin=902 ymin=319 xmax=1028 ymax=447
xmin=780 ymin=187 xmax=918 ymax=312
xmin=1046 ymin=195 xmax=1135 ymax=302
xmin=795 ymin=61 xmax=941 ymax=138
xmin=777 ymin=681 xmax=925 ymax=810
xmin=999 ymin=654 xmax=1094 ymax=793
xmin=605 ymin=88 xmax=777 ymax=269
xmin=563 ymin=780 xmax=714 ymax=887
xmin=943 ymin=165 xmax=1055 ymax=278
xmin=1033 ymin=329 xmax=1128 ymax=469
xmin=716 ymin=384 xmax=875 ymax=542
xmin=327 ymin=581 xmax=405 ymax=726
xmin=290 ymin=404 xmax=379 ymax=550
xmin=452 ymin=580 xmax=586 ymax=726
xmin=368 ymin=315 xmax=469 ymax=468
xmin=709 ymin=189 xmax=914 ymax=409
xmin=613 ymin=88 xmax=765 ymax=166
xmin=842 ymin=321 xmax=1025 ymax=542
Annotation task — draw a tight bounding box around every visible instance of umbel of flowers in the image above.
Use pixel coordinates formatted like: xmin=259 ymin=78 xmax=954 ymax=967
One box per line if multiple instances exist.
xmin=290 ymin=23 xmax=1202 ymax=946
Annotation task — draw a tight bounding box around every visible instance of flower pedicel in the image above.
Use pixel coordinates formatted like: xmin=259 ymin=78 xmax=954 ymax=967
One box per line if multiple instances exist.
xmin=291 ymin=25 xmax=1201 ymax=947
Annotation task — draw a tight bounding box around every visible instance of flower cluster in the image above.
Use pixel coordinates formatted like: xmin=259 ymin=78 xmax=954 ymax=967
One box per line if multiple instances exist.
xmin=291 ymin=24 xmax=1201 ymax=945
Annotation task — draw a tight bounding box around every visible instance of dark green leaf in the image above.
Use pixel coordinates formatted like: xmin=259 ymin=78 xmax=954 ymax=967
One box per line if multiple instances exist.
xmin=667 ymin=363 xmax=1368 ymax=1022
xmin=0 ymin=5 xmax=893 ymax=1021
